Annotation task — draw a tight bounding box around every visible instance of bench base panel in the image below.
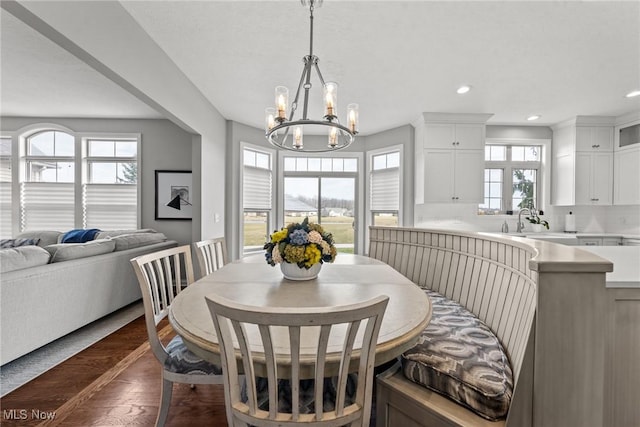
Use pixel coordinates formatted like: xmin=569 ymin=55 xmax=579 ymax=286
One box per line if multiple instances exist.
xmin=376 ymin=364 xmax=505 ymax=427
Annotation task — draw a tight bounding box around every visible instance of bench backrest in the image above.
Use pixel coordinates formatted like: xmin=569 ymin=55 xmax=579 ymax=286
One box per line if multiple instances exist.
xmin=369 ymin=227 xmax=537 ymax=381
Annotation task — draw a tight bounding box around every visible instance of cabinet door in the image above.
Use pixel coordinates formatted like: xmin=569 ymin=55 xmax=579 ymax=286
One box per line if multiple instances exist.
xmin=574 ymin=152 xmax=592 ymax=204
xmin=591 ymin=152 xmax=613 ymax=205
xmin=455 ymin=124 xmax=485 ymax=150
xmin=454 ymin=150 xmax=484 ymax=203
xmin=602 ymin=238 xmax=622 ymax=246
xmin=576 ymin=126 xmax=613 ymax=151
xmin=424 ymin=149 xmax=455 ymax=202
xmin=614 ymin=147 xmax=640 ymax=205
xmin=424 ymin=124 xmax=456 ymax=150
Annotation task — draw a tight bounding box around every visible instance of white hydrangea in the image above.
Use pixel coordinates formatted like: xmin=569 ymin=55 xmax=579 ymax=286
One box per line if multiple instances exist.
xmin=308 ymin=230 xmax=323 ymax=244
xmin=319 ymin=240 xmax=331 ymax=255
xmin=272 ymin=245 xmax=283 ymax=263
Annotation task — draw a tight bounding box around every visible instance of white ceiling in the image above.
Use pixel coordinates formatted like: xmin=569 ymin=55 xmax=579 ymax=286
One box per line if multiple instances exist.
xmin=2 ymin=1 xmax=639 ymax=134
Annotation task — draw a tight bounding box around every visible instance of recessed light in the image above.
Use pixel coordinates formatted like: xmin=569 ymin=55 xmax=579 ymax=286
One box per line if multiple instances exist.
xmin=456 ymin=85 xmax=471 ymax=94
xmin=626 ymin=90 xmax=640 ymax=98
xmin=527 ymin=115 xmax=541 ymax=121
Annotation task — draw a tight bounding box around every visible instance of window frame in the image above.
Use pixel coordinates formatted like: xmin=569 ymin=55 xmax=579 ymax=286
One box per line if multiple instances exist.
xmin=480 ymin=138 xmax=551 ymax=216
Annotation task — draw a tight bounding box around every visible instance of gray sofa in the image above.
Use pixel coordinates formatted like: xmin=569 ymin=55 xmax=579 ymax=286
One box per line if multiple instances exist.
xmin=0 ymin=229 xmax=178 ymax=365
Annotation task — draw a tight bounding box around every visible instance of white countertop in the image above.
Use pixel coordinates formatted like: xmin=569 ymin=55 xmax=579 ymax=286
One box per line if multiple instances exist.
xmin=576 ymin=246 xmax=640 ymax=288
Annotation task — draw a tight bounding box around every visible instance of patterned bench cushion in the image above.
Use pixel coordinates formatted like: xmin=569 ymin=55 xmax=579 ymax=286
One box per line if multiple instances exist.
xmin=401 ymin=289 xmax=513 ymax=421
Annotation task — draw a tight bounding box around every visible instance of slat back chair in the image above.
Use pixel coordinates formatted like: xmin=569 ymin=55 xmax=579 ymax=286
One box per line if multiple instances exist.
xmin=194 ymin=237 xmax=228 ymax=276
xmin=131 ymin=245 xmax=222 ymax=427
xmin=205 ymin=293 xmax=389 ymax=427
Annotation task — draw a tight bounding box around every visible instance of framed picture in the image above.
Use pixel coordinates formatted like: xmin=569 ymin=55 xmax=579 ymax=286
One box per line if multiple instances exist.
xmin=155 ymin=170 xmax=193 ymax=220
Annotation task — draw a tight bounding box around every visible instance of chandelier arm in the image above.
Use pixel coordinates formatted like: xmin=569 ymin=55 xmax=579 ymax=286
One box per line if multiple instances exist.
xmin=289 ymin=58 xmax=312 ymax=122
xmin=312 ymin=60 xmax=327 ymax=88
xmin=301 ymin=57 xmax=316 ymax=120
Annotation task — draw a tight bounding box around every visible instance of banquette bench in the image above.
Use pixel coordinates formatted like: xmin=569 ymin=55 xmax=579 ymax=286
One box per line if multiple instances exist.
xmin=368 ymin=226 xmax=615 ymax=427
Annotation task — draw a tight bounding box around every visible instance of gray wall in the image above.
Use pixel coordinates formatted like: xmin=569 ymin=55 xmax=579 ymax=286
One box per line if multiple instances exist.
xmin=1 ymin=117 xmax=196 ymax=245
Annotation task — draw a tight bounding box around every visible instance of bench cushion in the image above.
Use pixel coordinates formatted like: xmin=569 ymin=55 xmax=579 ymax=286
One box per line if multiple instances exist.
xmin=401 ymin=289 xmax=513 ymax=421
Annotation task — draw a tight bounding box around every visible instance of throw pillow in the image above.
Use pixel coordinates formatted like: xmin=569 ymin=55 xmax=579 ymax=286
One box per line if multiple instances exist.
xmin=14 ymin=230 xmax=62 ymax=247
xmin=110 ymin=232 xmax=167 ymax=251
xmin=0 ymin=246 xmax=51 ymax=273
xmin=44 ymin=239 xmax=116 ymax=263
xmin=0 ymin=238 xmax=40 ymax=248
xmin=60 ymin=228 xmax=101 ymax=244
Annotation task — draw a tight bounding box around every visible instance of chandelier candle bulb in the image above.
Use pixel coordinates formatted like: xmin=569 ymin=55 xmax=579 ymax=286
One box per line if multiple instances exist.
xmin=275 ymin=86 xmax=288 ymax=120
xmin=265 ymin=108 xmax=276 ymax=131
xmin=347 ymin=103 xmax=359 ymax=133
xmin=294 ymin=126 xmax=303 ymax=149
xmin=324 ymin=82 xmax=338 ymax=117
xmin=328 ymin=127 xmax=338 ymax=147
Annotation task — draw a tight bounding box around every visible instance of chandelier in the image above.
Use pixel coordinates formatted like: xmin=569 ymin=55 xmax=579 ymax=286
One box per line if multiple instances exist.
xmin=264 ymin=0 xmax=358 ymax=152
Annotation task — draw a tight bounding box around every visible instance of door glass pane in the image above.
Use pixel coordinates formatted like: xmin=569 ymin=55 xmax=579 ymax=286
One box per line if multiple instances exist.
xmin=243 ymin=211 xmax=268 ymax=253
xmin=320 ymin=177 xmax=355 ymax=253
xmin=284 ymin=177 xmax=318 ymax=222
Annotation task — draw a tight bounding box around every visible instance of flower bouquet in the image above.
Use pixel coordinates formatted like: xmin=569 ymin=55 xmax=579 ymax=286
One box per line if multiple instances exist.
xmin=264 ymin=217 xmax=336 ymax=279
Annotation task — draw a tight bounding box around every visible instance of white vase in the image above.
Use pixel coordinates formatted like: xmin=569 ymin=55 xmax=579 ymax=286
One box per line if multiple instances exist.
xmin=280 ymin=262 xmax=322 ymax=281
xmin=531 ymin=224 xmax=544 ymax=233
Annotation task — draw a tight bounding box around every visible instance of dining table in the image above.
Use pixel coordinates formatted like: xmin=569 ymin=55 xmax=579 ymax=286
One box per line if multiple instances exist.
xmin=168 ymin=253 xmax=432 ymax=378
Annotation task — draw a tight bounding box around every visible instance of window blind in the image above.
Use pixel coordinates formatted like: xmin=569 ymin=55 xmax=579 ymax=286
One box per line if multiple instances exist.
xmin=21 ymin=182 xmax=75 ymax=231
xmin=243 ymin=166 xmax=272 ymax=210
xmin=371 ymin=168 xmax=399 ymax=211
xmin=83 ymin=184 xmax=137 ymax=229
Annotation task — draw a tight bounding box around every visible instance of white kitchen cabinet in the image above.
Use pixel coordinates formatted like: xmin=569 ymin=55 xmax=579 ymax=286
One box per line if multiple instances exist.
xmin=602 ymin=237 xmax=623 ymax=246
xmin=424 ymin=123 xmax=485 ymax=150
xmin=423 ymin=149 xmax=484 ymax=203
xmin=575 ymin=152 xmax=613 ymax=205
xmin=614 ymin=146 xmax=640 ymax=205
xmin=576 ymin=126 xmax=614 ymax=151
xmin=552 ymin=117 xmax=615 ymax=206
xmin=414 ymin=113 xmax=492 ymax=204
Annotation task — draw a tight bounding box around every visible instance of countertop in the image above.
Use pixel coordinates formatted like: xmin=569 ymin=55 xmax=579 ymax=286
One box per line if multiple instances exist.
xmin=575 ymin=246 xmax=640 ymax=288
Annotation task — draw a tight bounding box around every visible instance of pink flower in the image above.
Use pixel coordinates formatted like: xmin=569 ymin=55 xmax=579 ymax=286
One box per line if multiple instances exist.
xmin=308 ymin=230 xmax=323 ymax=244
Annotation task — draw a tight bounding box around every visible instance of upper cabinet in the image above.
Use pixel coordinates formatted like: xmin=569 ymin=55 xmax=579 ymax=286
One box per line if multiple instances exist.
xmin=414 ymin=113 xmax=493 ymax=204
xmin=614 ymin=113 xmax=640 ymax=205
xmin=552 ymin=116 xmax=615 ymax=206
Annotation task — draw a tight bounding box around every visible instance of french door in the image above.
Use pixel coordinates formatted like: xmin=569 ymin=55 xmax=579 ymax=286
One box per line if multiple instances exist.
xmin=283 ymin=176 xmax=356 ymax=253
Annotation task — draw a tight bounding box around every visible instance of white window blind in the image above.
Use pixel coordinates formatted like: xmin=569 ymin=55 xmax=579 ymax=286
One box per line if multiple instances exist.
xmin=243 ymin=166 xmax=272 ymax=210
xmin=370 ymin=168 xmax=399 ymax=211
xmin=21 ymin=182 xmax=75 ymax=231
xmin=83 ymin=184 xmax=137 ymax=229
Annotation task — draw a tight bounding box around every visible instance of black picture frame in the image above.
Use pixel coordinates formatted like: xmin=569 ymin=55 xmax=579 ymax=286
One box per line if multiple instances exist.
xmin=155 ymin=170 xmax=193 ymax=220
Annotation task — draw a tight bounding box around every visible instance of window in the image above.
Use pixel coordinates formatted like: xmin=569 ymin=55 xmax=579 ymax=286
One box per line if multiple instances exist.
xmin=479 ymin=145 xmax=541 ymax=215
xmin=0 ymin=137 xmax=12 ymax=238
xmin=18 ymin=128 xmax=140 ymax=233
xmin=83 ymin=139 xmax=138 ymax=229
xmin=369 ymin=150 xmax=401 ymax=227
xmin=243 ymin=148 xmax=272 ymax=253
xmin=21 ymin=131 xmax=76 ymax=231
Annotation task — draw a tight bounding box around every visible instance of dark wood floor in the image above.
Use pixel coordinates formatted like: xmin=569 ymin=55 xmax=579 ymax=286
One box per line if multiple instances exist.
xmin=0 ymin=316 xmax=228 ymax=426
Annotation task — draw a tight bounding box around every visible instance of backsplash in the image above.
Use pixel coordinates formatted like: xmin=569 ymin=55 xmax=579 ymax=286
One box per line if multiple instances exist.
xmin=414 ymin=203 xmax=640 ymax=235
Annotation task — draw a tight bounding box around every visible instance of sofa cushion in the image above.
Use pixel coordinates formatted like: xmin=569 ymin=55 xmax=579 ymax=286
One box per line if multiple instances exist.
xmin=60 ymin=228 xmax=101 ymax=243
xmin=110 ymin=232 xmax=167 ymax=251
xmin=0 ymin=238 xmax=40 ymax=248
xmin=0 ymin=246 xmax=51 ymax=273
xmin=14 ymin=230 xmax=63 ymax=247
xmin=401 ymin=289 xmax=514 ymax=421
xmin=96 ymin=229 xmax=158 ymax=239
xmin=44 ymin=239 xmax=116 ymax=263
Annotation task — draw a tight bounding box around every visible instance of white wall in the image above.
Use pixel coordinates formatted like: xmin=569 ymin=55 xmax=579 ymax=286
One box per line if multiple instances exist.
xmin=1 ymin=117 xmax=197 ymax=245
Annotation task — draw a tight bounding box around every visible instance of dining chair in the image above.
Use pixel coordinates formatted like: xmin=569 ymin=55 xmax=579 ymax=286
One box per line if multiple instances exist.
xmin=194 ymin=237 xmax=228 ymax=277
xmin=130 ymin=245 xmax=223 ymax=427
xmin=205 ymin=293 xmax=389 ymax=427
